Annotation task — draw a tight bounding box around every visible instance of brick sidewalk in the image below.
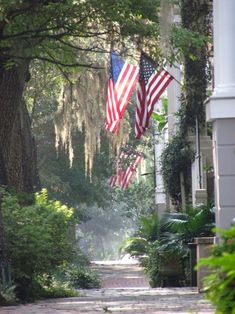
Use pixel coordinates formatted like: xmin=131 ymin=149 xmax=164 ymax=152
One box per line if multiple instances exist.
xmin=0 ymin=261 xmax=215 ymax=314
xmin=102 ymin=276 xmax=149 ymax=288
xmin=93 ymin=262 xmax=150 ymax=289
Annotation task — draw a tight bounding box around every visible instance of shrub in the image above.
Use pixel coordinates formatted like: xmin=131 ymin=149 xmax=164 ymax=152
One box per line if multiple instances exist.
xmin=199 ymin=225 xmax=235 ymax=313
xmin=1 ymin=188 xmax=77 ymax=301
xmin=35 ymin=276 xmax=79 ymax=299
xmin=65 ymin=265 xmax=101 ymax=289
xmin=121 ymin=206 xmax=215 ymax=288
xmin=0 ymin=284 xmax=18 ymax=305
xmin=162 ymin=204 xmax=215 ymax=243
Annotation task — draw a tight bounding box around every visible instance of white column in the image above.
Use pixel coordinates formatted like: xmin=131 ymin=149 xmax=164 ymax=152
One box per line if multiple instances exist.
xmin=206 ymin=0 xmax=235 ymax=229
xmin=154 ymin=100 xmax=167 ymax=217
xmin=167 ymin=64 xmax=181 ymax=136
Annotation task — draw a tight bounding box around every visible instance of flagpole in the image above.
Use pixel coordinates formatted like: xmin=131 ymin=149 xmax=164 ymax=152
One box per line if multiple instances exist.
xmin=163 ymin=67 xmax=182 ymax=86
xmin=153 ymin=128 xmax=157 ymax=190
xmin=195 ymin=115 xmax=202 ymax=189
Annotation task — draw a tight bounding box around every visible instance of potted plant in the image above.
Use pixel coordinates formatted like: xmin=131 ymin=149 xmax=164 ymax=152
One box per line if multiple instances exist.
xmin=161 ymin=204 xmax=215 ymax=286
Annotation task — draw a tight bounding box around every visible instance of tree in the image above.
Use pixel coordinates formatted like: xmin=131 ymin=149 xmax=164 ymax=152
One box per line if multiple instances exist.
xmin=0 ymin=0 xmax=161 ymax=288
xmin=0 ymin=0 xmax=160 ymax=192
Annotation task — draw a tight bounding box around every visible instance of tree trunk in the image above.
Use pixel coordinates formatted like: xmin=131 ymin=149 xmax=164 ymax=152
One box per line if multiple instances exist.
xmin=0 ymin=64 xmax=40 ymax=284
xmin=0 ymin=63 xmax=40 ymax=192
xmin=6 ymin=100 xmax=41 ymax=192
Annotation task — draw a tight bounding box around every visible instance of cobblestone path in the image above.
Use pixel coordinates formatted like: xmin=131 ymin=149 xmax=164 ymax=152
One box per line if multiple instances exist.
xmin=0 ymin=261 xmax=215 ymax=314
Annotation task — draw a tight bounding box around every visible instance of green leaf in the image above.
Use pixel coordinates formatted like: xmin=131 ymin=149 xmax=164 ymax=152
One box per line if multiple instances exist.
xmin=151 ymin=111 xmax=167 ymax=131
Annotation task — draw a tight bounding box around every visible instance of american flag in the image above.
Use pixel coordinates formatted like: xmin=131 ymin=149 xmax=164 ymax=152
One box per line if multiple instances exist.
xmin=121 ymin=153 xmax=144 ymax=191
xmin=108 ymin=150 xmax=143 ymax=191
xmin=105 ymin=51 xmax=139 ymax=133
xmin=117 ymin=151 xmax=129 ymax=185
xmin=135 ymin=52 xmax=173 ymax=139
xmin=108 ymin=151 xmax=128 ymax=188
xmin=108 ymin=175 xmax=117 ymax=187
xmin=117 ymin=169 xmax=125 ymax=185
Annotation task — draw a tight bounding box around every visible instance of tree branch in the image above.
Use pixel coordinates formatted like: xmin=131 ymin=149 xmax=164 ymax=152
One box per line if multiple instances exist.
xmin=50 ymin=38 xmax=109 ymax=53
xmin=7 ymin=54 xmax=104 ymax=69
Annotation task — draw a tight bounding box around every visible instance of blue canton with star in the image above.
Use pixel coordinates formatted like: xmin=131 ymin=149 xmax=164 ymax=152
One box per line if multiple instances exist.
xmin=139 ymin=53 xmax=157 ymax=84
xmin=110 ymin=52 xmax=125 ymax=84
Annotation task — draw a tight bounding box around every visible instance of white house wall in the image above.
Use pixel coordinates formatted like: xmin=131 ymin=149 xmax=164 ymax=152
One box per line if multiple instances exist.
xmin=206 ymin=0 xmax=235 ymax=229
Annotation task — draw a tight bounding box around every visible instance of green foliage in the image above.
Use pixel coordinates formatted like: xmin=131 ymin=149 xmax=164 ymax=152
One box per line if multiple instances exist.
xmin=122 ymin=206 xmax=215 ymax=288
xmin=25 ymin=60 xmax=61 ymax=115
xmin=120 ymin=213 xmax=160 ymax=258
xmin=27 ymin=64 xmax=113 ymax=208
xmin=178 ymin=75 xmax=207 ymax=133
xmin=151 ymin=97 xmax=168 ymax=132
xmin=37 ymin=261 xmax=101 ymax=293
xmin=120 ymin=237 xmax=149 ymax=257
xmin=170 ymin=25 xmax=210 ymax=63
xmin=170 ymin=0 xmax=211 ymax=63
xmin=31 ymin=79 xmax=112 ymax=208
xmin=161 ymin=205 xmax=215 ymax=284
xmin=162 ymin=204 xmax=215 ymax=243
xmin=199 ymin=226 xmax=235 ymax=314
xmin=160 ymin=1 xmax=211 ymax=203
xmin=27 ymin=276 xmax=79 ymax=299
xmin=120 ymin=213 xmax=185 ymax=287
xmin=151 ymin=111 xmax=167 ymax=131
xmin=35 ymin=263 xmax=100 ymax=297
xmin=147 ymin=239 xmax=185 ymax=287
xmin=29 ymin=58 xmax=155 ymax=259
xmin=160 ymin=133 xmax=193 ymax=203
xmin=179 ymin=0 xmax=210 ymax=131
xmin=3 ymin=188 xmax=75 ymax=276
xmin=1 ymin=188 xmax=77 ymax=301
xmin=119 ymin=214 xmax=160 ymax=259
xmin=0 ymin=284 xmax=18 ymax=305
xmin=138 ymin=214 xmax=160 ymax=242
xmin=114 ymin=180 xmax=155 ymax=222
xmin=63 ymin=265 xmax=101 ymax=289
xmin=120 ymin=213 xmax=162 ymax=286
xmin=40 ymin=282 xmax=79 ymax=299
xmin=0 ymin=0 xmax=161 ymax=69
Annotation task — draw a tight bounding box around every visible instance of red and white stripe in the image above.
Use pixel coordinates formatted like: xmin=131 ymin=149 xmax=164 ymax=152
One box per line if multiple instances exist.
xmin=145 ymin=69 xmax=173 ymax=121
xmin=135 ymin=69 xmax=173 ymax=139
xmin=106 ymin=63 xmax=139 ymax=133
xmin=135 ymin=81 xmax=147 ymax=139
xmin=121 ymin=153 xmax=143 ymax=191
xmin=108 ymin=175 xmax=117 ymax=187
xmin=117 ymin=169 xmax=125 ymax=185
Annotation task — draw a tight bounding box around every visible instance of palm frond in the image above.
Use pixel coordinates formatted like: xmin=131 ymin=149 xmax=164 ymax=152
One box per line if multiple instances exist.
xmin=119 ymin=237 xmax=149 ymax=257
